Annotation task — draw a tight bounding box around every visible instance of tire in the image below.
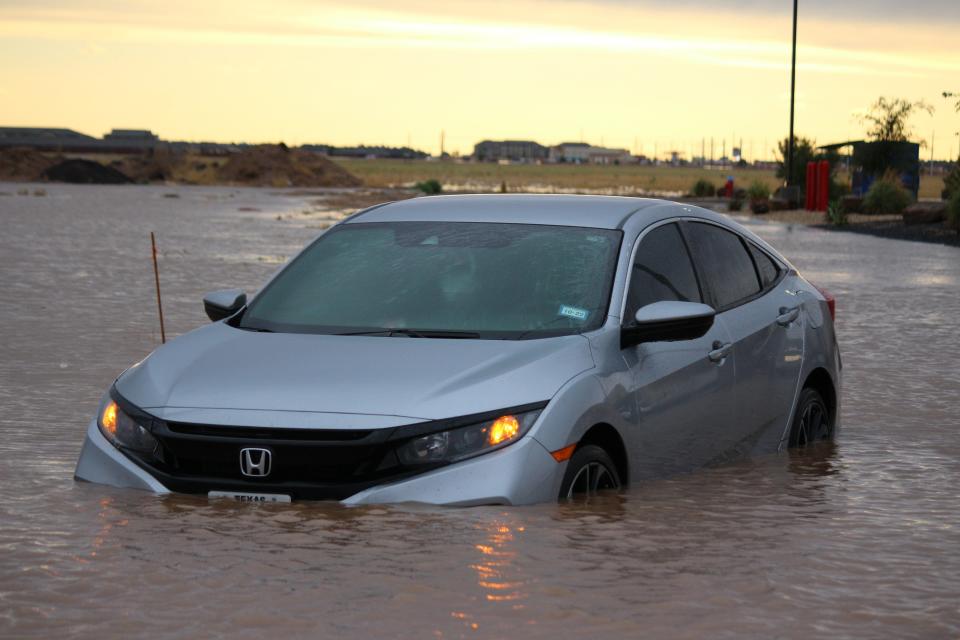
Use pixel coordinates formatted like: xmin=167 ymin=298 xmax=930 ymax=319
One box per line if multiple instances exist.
xmin=788 ymin=387 xmax=832 ymax=447
xmin=559 ymin=444 xmax=622 ymax=499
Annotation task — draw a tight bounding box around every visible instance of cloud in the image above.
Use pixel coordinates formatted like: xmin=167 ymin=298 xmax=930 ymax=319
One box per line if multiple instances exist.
xmin=565 ymin=0 xmax=960 ymax=25
xmin=1 ymin=2 xmax=955 ymax=78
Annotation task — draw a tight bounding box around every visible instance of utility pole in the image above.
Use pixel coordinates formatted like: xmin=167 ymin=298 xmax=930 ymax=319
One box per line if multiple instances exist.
xmin=440 ymin=129 xmax=445 ymax=157
xmin=786 ymin=0 xmax=798 ymax=186
xmin=701 ymin=138 xmax=706 ymax=167
xmin=930 ymin=130 xmax=935 ymax=175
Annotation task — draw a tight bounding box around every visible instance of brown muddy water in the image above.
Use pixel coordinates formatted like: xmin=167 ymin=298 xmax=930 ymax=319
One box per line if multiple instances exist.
xmin=1 ymin=184 xmax=959 ymax=639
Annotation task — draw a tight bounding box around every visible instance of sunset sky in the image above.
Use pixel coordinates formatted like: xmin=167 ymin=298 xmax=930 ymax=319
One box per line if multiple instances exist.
xmin=2 ymin=0 xmax=959 ymax=159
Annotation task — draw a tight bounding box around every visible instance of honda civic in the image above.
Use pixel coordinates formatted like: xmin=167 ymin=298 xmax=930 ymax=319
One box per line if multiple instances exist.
xmin=75 ymin=195 xmax=840 ymax=505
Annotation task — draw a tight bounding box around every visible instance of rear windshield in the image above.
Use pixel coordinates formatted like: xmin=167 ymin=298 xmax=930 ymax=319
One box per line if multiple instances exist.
xmin=239 ymin=221 xmax=622 ymax=339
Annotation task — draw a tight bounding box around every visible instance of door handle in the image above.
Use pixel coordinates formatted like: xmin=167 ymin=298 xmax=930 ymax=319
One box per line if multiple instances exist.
xmin=708 ymin=341 xmax=732 ymax=363
xmin=777 ymin=306 xmax=800 ymax=326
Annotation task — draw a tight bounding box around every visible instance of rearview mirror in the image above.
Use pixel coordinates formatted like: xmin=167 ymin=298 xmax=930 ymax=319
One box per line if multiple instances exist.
xmin=620 ymin=301 xmax=715 ymax=348
xmin=203 ymin=289 xmax=247 ymax=322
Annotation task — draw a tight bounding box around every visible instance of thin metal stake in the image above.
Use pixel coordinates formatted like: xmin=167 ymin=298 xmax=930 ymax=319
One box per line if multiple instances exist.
xmin=150 ymin=231 xmax=166 ymax=344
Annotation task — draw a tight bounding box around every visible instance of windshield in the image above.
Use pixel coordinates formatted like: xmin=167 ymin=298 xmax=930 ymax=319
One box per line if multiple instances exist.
xmin=238 ymin=221 xmax=622 ymax=339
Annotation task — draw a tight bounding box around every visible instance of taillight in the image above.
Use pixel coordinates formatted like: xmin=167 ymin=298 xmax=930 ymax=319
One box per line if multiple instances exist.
xmin=811 ymin=283 xmax=835 ymax=321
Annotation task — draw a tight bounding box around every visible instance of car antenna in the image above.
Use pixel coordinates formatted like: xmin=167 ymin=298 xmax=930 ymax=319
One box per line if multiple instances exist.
xmin=150 ymin=231 xmax=166 ymax=344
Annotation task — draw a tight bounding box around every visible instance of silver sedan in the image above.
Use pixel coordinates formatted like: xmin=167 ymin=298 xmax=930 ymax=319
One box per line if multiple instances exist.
xmin=75 ymin=195 xmax=841 ymax=505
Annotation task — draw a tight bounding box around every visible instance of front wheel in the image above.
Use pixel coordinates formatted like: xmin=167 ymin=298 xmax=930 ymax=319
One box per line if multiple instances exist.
xmin=789 ymin=388 xmax=832 ymax=447
xmin=559 ymin=444 xmax=622 ymax=499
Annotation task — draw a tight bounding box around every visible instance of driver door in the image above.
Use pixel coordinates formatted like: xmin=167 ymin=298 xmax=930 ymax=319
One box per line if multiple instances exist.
xmin=620 ymin=222 xmax=738 ymax=479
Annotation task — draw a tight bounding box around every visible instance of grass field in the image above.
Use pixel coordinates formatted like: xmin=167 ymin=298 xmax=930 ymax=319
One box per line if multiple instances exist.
xmin=333 ymin=158 xmax=946 ymax=200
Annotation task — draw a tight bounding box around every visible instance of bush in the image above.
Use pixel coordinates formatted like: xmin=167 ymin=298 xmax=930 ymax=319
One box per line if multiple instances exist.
xmin=747 ymin=180 xmax=771 ymax=201
xmin=948 ymin=190 xmax=960 ymax=234
xmin=944 ymin=160 xmax=960 ymax=199
xmin=862 ymin=172 xmax=911 ymax=214
xmin=414 ymin=179 xmax=442 ymax=195
xmin=691 ymin=179 xmax=716 ymax=197
xmin=825 ymin=199 xmax=848 ymax=226
xmin=729 ymin=197 xmax=744 ymax=212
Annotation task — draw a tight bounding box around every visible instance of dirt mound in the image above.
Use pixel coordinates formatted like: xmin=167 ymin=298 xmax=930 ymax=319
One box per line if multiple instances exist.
xmin=114 ymin=151 xmax=179 ymax=183
xmin=216 ymin=144 xmax=362 ymax=187
xmin=42 ymin=159 xmax=133 ymax=184
xmin=0 ymin=148 xmax=58 ymax=181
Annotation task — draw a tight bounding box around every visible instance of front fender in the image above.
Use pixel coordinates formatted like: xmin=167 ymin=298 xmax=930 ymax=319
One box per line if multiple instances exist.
xmin=529 ymin=372 xmax=623 ymax=456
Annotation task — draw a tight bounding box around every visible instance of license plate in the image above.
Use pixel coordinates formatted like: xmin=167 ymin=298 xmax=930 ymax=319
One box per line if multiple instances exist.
xmin=208 ymin=490 xmax=292 ymax=503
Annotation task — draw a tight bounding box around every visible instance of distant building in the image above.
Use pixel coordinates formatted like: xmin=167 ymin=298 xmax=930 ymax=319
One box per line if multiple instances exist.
xmin=301 ymin=144 xmax=429 ymax=160
xmin=550 ymin=142 xmax=632 ymax=165
xmin=0 ymin=127 xmax=98 ymax=151
xmin=473 ymin=140 xmax=548 ymax=163
xmin=0 ymin=125 xmax=434 ymax=159
xmin=549 ymin=142 xmax=590 ymax=163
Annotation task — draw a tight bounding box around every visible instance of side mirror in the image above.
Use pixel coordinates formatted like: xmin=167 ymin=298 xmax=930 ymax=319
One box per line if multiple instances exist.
xmin=621 ymin=301 xmax=716 ymax=348
xmin=203 ymin=289 xmax=247 ymax=322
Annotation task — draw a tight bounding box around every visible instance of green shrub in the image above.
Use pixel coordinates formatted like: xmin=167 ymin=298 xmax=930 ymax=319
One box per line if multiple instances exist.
xmin=948 ymin=190 xmax=960 ymax=234
xmin=691 ymin=179 xmax=716 ymax=197
xmin=944 ymin=160 xmax=960 ymax=199
xmin=729 ymin=197 xmax=744 ymax=212
xmin=862 ymin=173 xmax=911 ymax=214
xmin=746 ymin=180 xmax=771 ymax=201
xmin=414 ymin=179 xmax=442 ymax=195
xmin=826 ymin=199 xmax=848 ymax=226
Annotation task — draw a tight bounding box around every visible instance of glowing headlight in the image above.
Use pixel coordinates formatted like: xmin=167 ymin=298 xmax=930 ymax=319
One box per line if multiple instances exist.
xmin=395 ymin=409 xmax=541 ymax=466
xmin=97 ymin=394 xmax=158 ymax=454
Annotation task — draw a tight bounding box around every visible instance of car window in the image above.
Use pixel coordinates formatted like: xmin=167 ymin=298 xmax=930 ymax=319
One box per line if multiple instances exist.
xmin=685 ymin=222 xmax=761 ymax=309
xmin=239 ymin=221 xmax=622 ymax=338
xmin=625 ymin=223 xmax=701 ymax=318
xmin=748 ymin=243 xmax=781 ymax=289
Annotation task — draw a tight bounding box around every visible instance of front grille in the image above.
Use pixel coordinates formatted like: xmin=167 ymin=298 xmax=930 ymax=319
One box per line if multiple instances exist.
xmin=165 ymin=422 xmax=372 ymax=441
xmin=124 ymin=420 xmax=436 ymax=500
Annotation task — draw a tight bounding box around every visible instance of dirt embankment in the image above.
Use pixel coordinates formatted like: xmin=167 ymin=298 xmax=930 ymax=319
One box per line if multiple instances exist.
xmin=0 ymin=144 xmax=362 ymax=187
xmin=0 ymin=148 xmax=57 ymax=181
xmin=216 ymin=144 xmax=362 ymax=188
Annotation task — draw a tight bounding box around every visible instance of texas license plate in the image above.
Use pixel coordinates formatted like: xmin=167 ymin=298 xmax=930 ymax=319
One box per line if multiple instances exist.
xmin=208 ymin=491 xmax=292 ymax=503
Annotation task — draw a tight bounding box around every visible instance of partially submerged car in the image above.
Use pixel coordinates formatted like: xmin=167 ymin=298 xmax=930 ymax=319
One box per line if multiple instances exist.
xmin=76 ymin=195 xmax=840 ymax=505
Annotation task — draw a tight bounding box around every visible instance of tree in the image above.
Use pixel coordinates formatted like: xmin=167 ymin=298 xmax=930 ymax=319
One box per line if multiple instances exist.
xmin=944 ymin=91 xmax=959 ymax=112
xmin=777 ymin=136 xmax=816 ymax=188
xmin=859 ymin=97 xmax=934 ymax=143
xmin=776 ymin=136 xmax=840 ymax=193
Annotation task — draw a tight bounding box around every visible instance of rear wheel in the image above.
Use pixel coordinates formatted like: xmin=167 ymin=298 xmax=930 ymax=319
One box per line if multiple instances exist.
xmin=559 ymin=444 xmax=622 ymax=499
xmin=789 ymin=388 xmax=832 ymax=447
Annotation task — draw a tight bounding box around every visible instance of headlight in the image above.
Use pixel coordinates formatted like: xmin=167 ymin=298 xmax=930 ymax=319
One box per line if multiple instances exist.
xmin=97 ymin=394 xmax=159 ymax=454
xmin=395 ymin=409 xmax=541 ymax=465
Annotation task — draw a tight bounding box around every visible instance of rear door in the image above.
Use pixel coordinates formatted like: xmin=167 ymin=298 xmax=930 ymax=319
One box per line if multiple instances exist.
xmin=620 ymin=222 xmax=738 ymax=478
xmin=682 ymin=221 xmax=804 ymax=455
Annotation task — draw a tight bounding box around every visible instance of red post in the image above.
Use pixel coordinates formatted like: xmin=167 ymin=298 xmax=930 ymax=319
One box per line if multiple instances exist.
xmin=817 ymin=160 xmax=830 ymax=211
xmin=805 ymin=161 xmax=816 ymax=210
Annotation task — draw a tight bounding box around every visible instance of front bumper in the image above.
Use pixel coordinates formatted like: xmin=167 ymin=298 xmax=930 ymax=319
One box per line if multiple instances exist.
xmin=74 ymin=420 xmax=562 ymax=506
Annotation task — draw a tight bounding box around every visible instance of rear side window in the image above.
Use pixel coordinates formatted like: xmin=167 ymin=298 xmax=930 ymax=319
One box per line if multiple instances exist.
xmin=685 ymin=222 xmax=761 ymax=309
xmin=749 ymin=244 xmax=781 ymax=289
xmin=625 ymin=223 xmax=701 ymax=317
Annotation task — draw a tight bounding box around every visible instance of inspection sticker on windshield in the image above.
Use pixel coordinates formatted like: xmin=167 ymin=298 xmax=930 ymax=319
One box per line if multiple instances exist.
xmin=558 ymin=305 xmax=589 ymax=321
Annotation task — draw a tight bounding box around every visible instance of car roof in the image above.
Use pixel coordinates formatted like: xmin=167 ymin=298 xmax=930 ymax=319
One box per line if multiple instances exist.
xmin=346 ymin=194 xmax=668 ymax=229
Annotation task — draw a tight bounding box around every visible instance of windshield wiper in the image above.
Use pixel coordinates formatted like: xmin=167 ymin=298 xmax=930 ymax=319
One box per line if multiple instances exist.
xmin=337 ymin=328 xmax=480 ymax=339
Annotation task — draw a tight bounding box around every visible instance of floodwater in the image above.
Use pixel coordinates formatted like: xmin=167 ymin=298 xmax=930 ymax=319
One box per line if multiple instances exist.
xmin=1 ymin=184 xmax=959 ymax=639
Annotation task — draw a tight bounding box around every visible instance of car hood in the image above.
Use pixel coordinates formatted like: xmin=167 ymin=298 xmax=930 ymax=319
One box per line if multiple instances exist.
xmin=115 ymin=322 xmax=595 ymax=425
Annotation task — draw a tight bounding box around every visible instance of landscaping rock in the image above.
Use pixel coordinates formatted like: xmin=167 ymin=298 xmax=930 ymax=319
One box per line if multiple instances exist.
xmin=902 ymin=202 xmax=947 ymax=225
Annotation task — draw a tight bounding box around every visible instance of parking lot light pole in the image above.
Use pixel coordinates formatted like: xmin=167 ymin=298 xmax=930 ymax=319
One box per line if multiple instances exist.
xmin=786 ymin=0 xmax=798 ymax=187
